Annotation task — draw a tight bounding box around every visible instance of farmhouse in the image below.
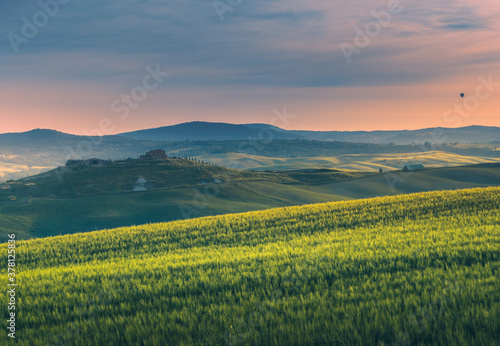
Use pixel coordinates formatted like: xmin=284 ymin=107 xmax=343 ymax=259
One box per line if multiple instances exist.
xmin=65 ymin=158 xmax=111 ymax=168
xmin=402 ymin=164 xmax=425 ymax=172
xmin=85 ymin=158 xmax=111 ymax=166
xmin=140 ymin=149 xmax=167 ymax=160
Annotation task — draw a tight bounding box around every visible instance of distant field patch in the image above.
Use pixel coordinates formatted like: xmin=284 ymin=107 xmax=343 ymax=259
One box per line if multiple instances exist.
xmin=197 ymin=151 xmax=500 ymax=171
xmin=0 ymin=162 xmax=52 ymax=180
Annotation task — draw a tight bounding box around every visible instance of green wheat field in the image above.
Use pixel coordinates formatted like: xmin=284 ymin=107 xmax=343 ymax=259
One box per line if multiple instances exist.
xmin=2 ymin=187 xmax=499 ymax=345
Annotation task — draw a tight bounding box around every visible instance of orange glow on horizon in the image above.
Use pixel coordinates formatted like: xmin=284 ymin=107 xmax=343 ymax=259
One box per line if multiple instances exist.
xmin=1 ymin=78 xmax=499 ymax=135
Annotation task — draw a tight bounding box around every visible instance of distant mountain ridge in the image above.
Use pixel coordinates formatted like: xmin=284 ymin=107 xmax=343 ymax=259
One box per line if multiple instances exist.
xmin=118 ymin=122 xmax=500 ymax=144
xmin=0 ymin=129 xmax=81 ymax=147
xmin=117 ymin=121 xmax=296 ymax=141
xmin=2 ymin=123 xmax=500 ymax=182
xmin=2 ymin=123 xmax=500 ymax=145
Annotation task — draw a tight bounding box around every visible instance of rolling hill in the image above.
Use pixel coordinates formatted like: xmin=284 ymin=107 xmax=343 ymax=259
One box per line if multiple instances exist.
xmin=320 ymin=162 xmax=500 ymax=199
xmin=118 ymin=121 xmax=297 ymax=141
xmin=195 ymin=150 xmax=500 ymax=172
xmin=0 ymin=122 xmax=500 ymax=182
xmin=2 ymin=159 xmax=500 ymax=240
xmin=0 ymin=159 xmax=366 ymax=239
xmin=295 ymin=125 xmax=500 ymax=144
xmin=5 ymin=187 xmax=500 ymax=345
xmin=118 ymin=122 xmax=500 ymax=144
xmin=0 ymin=129 xmax=173 ymax=181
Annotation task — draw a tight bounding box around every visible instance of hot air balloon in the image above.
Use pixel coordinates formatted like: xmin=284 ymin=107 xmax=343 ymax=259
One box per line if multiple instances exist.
xmin=460 ymin=93 xmax=465 ymax=98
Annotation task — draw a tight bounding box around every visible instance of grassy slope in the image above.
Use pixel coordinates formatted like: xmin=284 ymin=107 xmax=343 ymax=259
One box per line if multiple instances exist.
xmin=197 ymin=151 xmax=500 ymax=171
xmin=3 ymin=187 xmax=500 ymax=345
xmin=0 ymin=160 xmax=356 ymax=240
xmin=2 ymin=161 xmax=500 ymax=240
xmin=323 ymin=163 xmax=500 ymax=199
xmin=0 ymin=182 xmax=346 ymax=240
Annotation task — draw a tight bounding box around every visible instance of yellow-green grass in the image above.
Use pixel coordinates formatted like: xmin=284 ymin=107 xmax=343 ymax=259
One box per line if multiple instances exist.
xmin=3 ymin=187 xmax=500 ymax=345
xmin=197 ymin=150 xmax=500 ymax=171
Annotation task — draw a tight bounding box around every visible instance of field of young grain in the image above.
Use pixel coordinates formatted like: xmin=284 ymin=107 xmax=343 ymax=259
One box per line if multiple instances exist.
xmin=3 ymin=187 xmax=500 ymax=345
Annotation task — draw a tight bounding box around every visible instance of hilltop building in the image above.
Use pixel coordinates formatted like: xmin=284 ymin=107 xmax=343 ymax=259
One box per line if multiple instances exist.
xmin=66 ymin=158 xmax=111 ymax=168
xmin=402 ymin=164 xmax=425 ymax=172
xmin=85 ymin=158 xmax=111 ymax=166
xmin=140 ymin=149 xmax=167 ymax=160
xmin=65 ymin=149 xmax=168 ymax=169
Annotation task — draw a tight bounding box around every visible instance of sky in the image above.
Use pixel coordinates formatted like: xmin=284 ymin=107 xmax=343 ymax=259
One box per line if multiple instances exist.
xmin=1 ymin=0 xmax=500 ymax=134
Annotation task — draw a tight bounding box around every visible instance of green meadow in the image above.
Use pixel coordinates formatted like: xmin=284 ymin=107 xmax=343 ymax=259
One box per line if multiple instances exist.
xmin=3 ymin=187 xmax=500 ymax=345
xmin=2 ymin=160 xmax=500 ymax=240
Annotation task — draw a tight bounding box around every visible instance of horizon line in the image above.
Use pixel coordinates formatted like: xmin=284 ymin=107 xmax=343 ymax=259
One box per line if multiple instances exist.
xmin=1 ymin=122 xmax=499 ymax=137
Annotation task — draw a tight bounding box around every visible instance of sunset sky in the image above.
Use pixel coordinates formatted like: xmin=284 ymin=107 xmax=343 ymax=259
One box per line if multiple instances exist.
xmin=1 ymin=0 xmax=500 ymax=134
